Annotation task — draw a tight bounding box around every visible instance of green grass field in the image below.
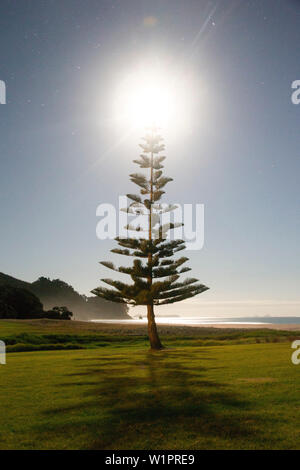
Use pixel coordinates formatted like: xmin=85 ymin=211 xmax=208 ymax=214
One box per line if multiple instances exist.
xmin=0 ymin=320 xmax=299 ymax=449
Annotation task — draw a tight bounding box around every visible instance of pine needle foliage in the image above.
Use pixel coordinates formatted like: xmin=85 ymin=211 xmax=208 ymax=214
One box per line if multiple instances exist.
xmin=92 ymin=127 xmax=209 ymax=349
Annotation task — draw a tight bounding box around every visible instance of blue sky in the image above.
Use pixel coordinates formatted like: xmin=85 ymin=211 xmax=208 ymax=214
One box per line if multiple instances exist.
xmin=0 ymin=0 xmax=299 ymax=317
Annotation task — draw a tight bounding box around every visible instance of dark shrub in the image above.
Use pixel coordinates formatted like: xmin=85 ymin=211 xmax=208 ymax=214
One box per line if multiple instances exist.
xmin=0 ymin=285 xmax=43 ymax=319
xmin=44 ymin=306 xmax=73 ymax=320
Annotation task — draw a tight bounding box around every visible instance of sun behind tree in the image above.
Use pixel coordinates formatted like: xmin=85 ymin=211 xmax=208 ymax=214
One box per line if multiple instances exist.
xmin=92 ymin=128 xmax=209 ymax=350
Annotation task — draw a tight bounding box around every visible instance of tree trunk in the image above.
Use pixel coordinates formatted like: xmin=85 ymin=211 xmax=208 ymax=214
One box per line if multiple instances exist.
xmin=147 ymin=303 xmax=163 ymax=350
xmin=145 ymin=128 xmax=164 ymax=350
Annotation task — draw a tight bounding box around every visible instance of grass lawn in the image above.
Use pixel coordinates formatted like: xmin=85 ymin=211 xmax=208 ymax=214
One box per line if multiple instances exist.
xmin=0 ymin=320 xmax=299 ymax=449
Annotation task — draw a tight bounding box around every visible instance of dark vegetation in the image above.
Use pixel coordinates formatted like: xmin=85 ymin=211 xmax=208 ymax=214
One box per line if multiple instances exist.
xmin=0 ymin=285 xmax=73 ymax=321
xmin=0 ymin=272 xmax=130 ymax=320
xmin=0 ymin=285 xmax=43 ymax=318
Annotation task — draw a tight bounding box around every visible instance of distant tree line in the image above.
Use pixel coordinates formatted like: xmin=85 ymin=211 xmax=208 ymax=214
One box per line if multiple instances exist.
xmin=29 ymin=277 xmax=130 ymax=320
xmin=0 ymin=273 xmax=130 ymax=321
xmin=0 ymin=285 xmax=73 ymax=320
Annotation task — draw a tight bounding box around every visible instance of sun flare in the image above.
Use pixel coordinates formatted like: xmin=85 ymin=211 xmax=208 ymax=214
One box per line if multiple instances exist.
xmin=115 ymin=65 xmax=191 ymax=131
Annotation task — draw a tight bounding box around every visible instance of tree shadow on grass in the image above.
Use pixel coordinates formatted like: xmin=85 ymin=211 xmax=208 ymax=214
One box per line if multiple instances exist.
xmin=42 ymin=349 xmax=275 ymax=449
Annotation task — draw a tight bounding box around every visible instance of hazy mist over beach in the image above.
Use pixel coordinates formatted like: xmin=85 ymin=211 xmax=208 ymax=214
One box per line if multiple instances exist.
xmin=132 ymin=300 xmax=300 ymax=319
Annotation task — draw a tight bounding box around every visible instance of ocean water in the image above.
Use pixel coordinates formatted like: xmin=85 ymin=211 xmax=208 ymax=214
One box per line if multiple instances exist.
xmin=91 ymin=316 xmax=300 ymax=326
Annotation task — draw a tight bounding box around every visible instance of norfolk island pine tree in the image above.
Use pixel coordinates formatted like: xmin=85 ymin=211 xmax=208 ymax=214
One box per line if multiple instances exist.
xmin=92 ymin=127 xmax=209 ymax=350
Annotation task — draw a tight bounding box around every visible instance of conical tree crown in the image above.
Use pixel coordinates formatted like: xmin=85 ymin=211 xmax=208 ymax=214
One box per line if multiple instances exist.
xmin=92 ymin=128 xmax=209 ymax=305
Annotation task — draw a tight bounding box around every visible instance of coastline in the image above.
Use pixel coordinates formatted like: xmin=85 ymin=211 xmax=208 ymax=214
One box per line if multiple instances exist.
xmin=2 ymin=318 xmax=300 ymax=333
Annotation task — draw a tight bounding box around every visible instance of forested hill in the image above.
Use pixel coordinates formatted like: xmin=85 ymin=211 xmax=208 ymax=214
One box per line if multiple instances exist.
xmin=0 ymin=273 xmax=31 ymax=290
xmin=0 ymin=273 xmax=130 ymax=320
